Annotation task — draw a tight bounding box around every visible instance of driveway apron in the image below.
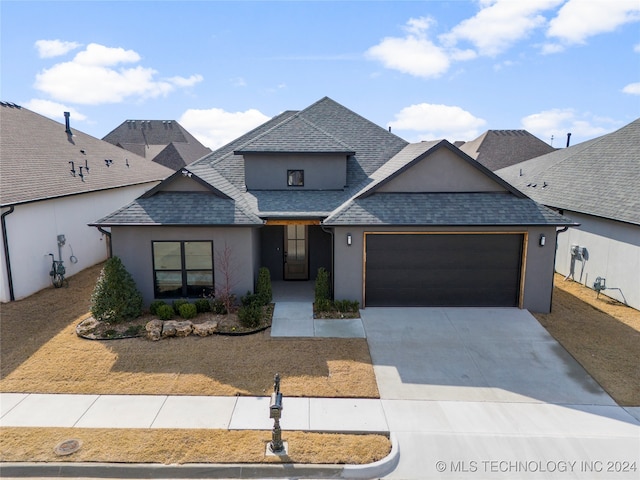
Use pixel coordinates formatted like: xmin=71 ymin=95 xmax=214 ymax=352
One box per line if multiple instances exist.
xmin=360 ymin=307 xmax=616 ymax=404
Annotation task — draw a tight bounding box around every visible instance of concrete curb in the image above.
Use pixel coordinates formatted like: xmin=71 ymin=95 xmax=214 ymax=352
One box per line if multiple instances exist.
xmin=0 ymin=434 xmax=399 ymax=479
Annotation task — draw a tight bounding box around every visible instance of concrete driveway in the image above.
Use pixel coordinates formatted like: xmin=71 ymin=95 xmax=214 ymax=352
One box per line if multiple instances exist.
xmin=361 ymin=307 xmax=616 ymax=405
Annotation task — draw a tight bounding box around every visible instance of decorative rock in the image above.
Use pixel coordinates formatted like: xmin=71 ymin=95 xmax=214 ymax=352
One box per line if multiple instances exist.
xmin=76 ymin=317 xmax=99 ymax=337
xmin=146 ymin=319 xmax=163 ymax=341
xmin=174 ymin=320 xmax=194 ymax=337
xmin=192 ymin=321 xmax=219 ymax=337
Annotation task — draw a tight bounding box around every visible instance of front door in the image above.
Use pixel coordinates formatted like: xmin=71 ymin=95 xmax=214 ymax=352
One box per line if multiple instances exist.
xmin=284 ymin=225 xmax=308 ymax=280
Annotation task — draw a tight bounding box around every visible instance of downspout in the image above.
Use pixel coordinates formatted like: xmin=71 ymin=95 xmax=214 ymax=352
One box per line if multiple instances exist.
xmin=321 ymin=225 xmax=335 ymax=298
xmin=1 ymin=206 xmax=15 ymax=301
xmin=549 ymin=225 xmax=570 ymax=312
xmin=96 ymin=226 xmax=112 ymax=258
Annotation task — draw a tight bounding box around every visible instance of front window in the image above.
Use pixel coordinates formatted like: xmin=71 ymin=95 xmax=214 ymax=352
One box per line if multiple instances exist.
xmin=153 ymin=241 xmax=213 ymax=298
xmin=287 ymin=169 xmax=304 ymax=187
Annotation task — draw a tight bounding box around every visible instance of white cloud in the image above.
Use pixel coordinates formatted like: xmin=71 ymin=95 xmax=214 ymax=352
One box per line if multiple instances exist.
xmin=635 ymin=43 xmax=640 ymax=53
xmin=179 ymin=107 xmax=270 ymax=149
xmin=24 ymin=99 xmax=87 ymax=122
xmin=366 ymin=16 xmax=451 ymax=79
xmin=35 ymin=39 xmax=81 ymax=58
xmin=231 ymin=77 xmax=247 ymax=87
xmin=521 ymin=108 xmax=617 ymax=144
xmin=389 ymin=103 xmax=487 ymax=141
xmin=33 ymin=43 xmax=202 ymax=105
xmin=547 ymin=0 xmax=640 ymax=45
xmin=441 ymin=0 xmax=563 ymax=57
xmin=622 ymin=82 xmax=640 ymax=95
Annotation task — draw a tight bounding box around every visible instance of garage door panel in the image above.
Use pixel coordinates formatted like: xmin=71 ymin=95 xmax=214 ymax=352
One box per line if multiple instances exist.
xmin=365 ymin=234 xmax=523 ymax=307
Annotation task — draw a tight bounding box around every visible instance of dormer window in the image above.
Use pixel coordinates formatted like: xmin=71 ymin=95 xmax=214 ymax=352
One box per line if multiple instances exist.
xmin=287 ymin=169 xmax=304 ymax=187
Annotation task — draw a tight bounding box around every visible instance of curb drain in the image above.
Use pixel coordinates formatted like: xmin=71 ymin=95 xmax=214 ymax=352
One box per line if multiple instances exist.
xmin=54 ymin=439 xmax=82 ymax=456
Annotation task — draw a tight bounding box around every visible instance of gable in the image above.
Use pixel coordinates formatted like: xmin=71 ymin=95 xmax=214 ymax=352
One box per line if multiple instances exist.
xmin=377 ymin=145 xmax=509 ymax=193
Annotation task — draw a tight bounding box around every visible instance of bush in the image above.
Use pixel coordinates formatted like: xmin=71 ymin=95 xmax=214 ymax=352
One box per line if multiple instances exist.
xmin=90 ymin=256 xmax=143 ymax=323
xmin=156 ymin=304 xmax=174 ymax=320
xmin=241 ymin=291 xmax=262 ymax=308
xmin=210 ymin=298 xmax=227 ymax=314
xmin=172 ymin=299 xmax=190 ymax=315
xmin=178 ymin=303 xmax=198 ymax=319
xmin=315 ymin=267 xmax=330 ymax=303
xmin=315 ymin=298 xmax=332 ymax=313
xmin=149 ymin=300 xmax=167 ymax=316
xmin=256 ymin=267 xmax=272 ymax=305
xmin=194 ymin=298 xmax=211 ymax=313
xmin=334 ymin=299 xmax=359 ymax=313
xmin=238 ymin=304 xmax=262 ymax=328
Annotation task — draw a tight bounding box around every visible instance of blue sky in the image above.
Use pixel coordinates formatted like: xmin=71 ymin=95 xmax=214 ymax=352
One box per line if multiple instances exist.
xmin=2 ymin=0 xmax=639 ymax=149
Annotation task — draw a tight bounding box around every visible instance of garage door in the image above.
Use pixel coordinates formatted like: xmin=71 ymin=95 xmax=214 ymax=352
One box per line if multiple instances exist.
xmin=365 ymin=233 xmax=524 ymax=307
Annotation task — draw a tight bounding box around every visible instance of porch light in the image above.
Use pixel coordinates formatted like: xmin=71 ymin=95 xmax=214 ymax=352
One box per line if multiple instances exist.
xmin=539 ymin=234 xmax=546 ymax=247
xmin=347 ymin=234 xmax=352 ymax=246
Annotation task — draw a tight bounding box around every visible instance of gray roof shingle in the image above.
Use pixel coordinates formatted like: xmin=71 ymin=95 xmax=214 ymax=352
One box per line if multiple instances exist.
xmin=0 ymin=103 xmax=172 ymax=207
xmin=497 ymin=119 xmax=640 ymax=226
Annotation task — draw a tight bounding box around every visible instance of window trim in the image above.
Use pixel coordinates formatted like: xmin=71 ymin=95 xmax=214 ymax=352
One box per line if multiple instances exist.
xmin=287 ymin=169 xmax=304 ymax=187
xmin=152 ymin=240 xmax=214 ymax=298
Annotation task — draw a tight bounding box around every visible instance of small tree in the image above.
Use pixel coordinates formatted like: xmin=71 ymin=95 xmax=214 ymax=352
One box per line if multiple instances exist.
xmin=214 ymin=241 xmax=238 ymax=314
xmin=90 ymin=256 xmax=143 ymax=323
xmin=315 ymin=267 xmax=330 ymax=304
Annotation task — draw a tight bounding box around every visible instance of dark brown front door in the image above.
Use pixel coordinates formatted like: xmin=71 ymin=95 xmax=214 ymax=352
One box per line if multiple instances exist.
xmin=284 ymin=225 xmax=308 ymax=280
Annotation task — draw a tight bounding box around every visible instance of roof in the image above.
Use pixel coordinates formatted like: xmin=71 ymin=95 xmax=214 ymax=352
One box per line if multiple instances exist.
xmin=95 ymin=97 xmax=572 ymax=229
xmin=102 ymin=119 xmax=211 ymax=169
xmin=497 ymin=119 xmax=640 ymax=226
xmin=459 ymin=130 xmax=556 ymax=171
xmin=0 ymin=103 xmax=172 ymax=207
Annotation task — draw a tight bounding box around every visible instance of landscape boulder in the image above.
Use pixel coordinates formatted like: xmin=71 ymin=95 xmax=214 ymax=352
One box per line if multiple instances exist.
xmin=145 ymin=319 xmax=164 ymax=341
xmin=193 ymin=321 xmax=219 ymax=337
xmin=162 ymin=320 xmax=193 ymax=338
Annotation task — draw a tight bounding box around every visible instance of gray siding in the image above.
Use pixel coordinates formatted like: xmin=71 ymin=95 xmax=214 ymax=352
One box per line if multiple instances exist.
xmin=244 ymin=154 xmax=347 ymax=190
xmin=111 ymin=226 xmax=257 ymax=306
xmin=555 ymin=212 xmax=640 ymax=310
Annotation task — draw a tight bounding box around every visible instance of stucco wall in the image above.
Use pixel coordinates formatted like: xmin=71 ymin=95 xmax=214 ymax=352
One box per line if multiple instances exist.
xmin=244 ymin=154 xmax=347 ymax=190
xmin=0 ymin=184 xmax=157 ymax=302
xmin=111 ymin=226 xmax=257 ymax=307
xmin=555 ymin=211 xmax=639 ymax=310
xmin=332 ymin=225 xmax=557 ymax=313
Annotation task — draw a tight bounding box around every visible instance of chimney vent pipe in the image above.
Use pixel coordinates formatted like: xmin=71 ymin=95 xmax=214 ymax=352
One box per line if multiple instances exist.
xmin=566 ymin=132 xmax=571 ymax=148
xmin=64 ymin=112 xmax=71 ymax=134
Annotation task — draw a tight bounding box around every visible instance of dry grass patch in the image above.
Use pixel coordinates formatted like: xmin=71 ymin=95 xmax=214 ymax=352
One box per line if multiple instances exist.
xmin=0 ymin=427 xmax=391 ymax=465
xmin=534 ymin=274 xmax=640 ymax=406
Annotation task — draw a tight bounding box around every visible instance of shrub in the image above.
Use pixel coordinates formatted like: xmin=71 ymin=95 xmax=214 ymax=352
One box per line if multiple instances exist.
xmin=194 ymin=298 xmax=211 ymax=313
xmin=238 ymin=304 xmax=262 ymax=328
xmin=178 ymin=303 xmax=198 ymax=319
xmin=315 ymin=298 xmax=332 ymax=313
xmin=315 ymin=267 xmax=330 ymax=303
xmin=90 ymin=256 xmax=143 ymax=323
xmin=241 ymin=291 xmax=262 ymax=308
xmin=334 ymin=299 xmax=360 ymax=313
xmin=156 ymin=304 xmax=174 ymax=320
xmin=256 ymin=267 xmax=272 ymax=305
xmin=210 ymin=298 xmax=227 ymax=314
xmin=172 ymin=299 xmax=190 ymax=315
xmin=150 ymin=300 xmax=167 ymax=316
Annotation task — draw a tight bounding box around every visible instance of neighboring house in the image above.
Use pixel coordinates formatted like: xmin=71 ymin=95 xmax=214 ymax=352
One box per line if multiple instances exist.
xmin=102 ymin=120 xmax=212 ymax=170
xmin=0 ymin=102 xmax=172 ymax=302
xmin=458 ymin=130 xmax=556 ymax=171
xmin=93 ymin=97 xmax=574 ymax=313
xmin=497 ymin=119 xmax=640 ymax=310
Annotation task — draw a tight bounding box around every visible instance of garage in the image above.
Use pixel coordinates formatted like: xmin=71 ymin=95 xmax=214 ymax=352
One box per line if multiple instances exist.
xmin=364 ymin=233 xmax=525 ymax=307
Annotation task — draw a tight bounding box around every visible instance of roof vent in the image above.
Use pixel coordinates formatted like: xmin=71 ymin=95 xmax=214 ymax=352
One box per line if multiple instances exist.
xmin=64 ymin=112 xmax=71 ymax=134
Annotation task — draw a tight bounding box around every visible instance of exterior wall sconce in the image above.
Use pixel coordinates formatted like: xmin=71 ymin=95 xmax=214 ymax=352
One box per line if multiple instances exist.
xmin=539 ymin=234 xmax=546 ymax=247
xmin=347 ymin=234 xmax=352 ymax=246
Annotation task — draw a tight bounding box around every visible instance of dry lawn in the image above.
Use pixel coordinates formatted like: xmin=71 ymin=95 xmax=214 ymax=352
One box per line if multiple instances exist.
xmin=0 ymin=428 xmax=390 ymax=465
xmin=534 ymin=274 xmax=640 ymax=406
xmin=0 ymin=263 xmax=378 ymax=398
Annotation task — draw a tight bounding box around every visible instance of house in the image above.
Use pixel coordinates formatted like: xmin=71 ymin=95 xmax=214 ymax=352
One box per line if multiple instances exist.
xmin=458 ymin=130 xmax=556 ymax=171
xmin=497 ymin=119 xmax=640 ymax=310
xmin=102 ymin=120 xmax=212 ymax=170
xmin=0 ymin=102 xmax=172 ymax=302
xmin=93 ymin=97 xmax=574 ymax=313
